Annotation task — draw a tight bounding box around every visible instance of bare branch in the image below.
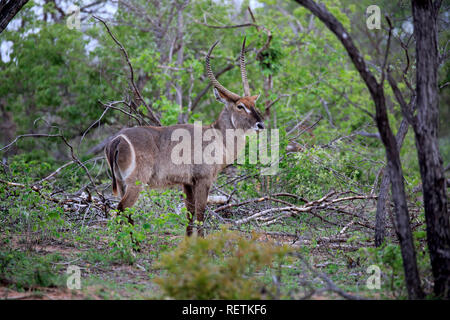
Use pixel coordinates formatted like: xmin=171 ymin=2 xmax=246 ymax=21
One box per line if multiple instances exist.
xmin=380 ymin=16 xmax=393 ymax=85
xmin=93 ymin=15 xmax=161 ymax=126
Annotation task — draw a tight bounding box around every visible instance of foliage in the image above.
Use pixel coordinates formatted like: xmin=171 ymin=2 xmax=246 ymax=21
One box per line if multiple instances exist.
xmin=105 ymin=189 xmax=188 ymax=263
xmin=0 ymin=249 xmax=64 ymax=290
xmin=357 ymin=233 xmax=432 ymax=299
xmin=155 ymin=227 xmax=292 ymax=299
xmin=0 ymin=0 xmax=447 ymax=300
xmin=0 ymin=157 xmax=70 ymax=243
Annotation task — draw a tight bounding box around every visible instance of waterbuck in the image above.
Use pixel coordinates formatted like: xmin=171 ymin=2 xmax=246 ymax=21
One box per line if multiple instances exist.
xmin=105 ymin=38 xmax=265 ymax=236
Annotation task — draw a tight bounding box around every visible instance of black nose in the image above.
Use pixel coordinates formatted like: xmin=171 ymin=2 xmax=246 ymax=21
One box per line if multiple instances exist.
xmin=257 ymin=122 xmax=265 ymax=130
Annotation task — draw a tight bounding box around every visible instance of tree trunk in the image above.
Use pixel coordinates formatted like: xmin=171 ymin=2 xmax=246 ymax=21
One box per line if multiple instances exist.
xmin=0 ymin=104 xmax=17 ymax=160
xmin=0 ymin=0 xmax=29 ymax=33
xmin=294 ymin=0 xmax=424 ymax=299
xmin=373 ymin=85 xmax=424 ymax=299
xmin=376 ymin=118 xmax=411 ymax=247
xmin=411 ymin=0 xmax=450 ymax=299
xmin=176 ymin=7 xmax=186 ymax=124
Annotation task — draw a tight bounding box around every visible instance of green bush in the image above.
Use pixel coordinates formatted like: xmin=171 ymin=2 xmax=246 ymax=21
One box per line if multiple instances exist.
xmin=357 ymin=231 xmax=432 ymax=298
xmin=0 ymin=249 xmax=63 ymax=290
xmin=0 ymin=158 xmax=69 ymax=243
xmin=105 ymin=189 xmax=188 ymax=263
xmin=155 ymin=228 xmax=291 ymax=299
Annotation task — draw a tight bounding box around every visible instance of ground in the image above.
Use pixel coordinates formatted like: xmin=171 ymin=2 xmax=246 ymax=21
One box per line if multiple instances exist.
xmin=0 ymin=217 xmax=392 ymax=300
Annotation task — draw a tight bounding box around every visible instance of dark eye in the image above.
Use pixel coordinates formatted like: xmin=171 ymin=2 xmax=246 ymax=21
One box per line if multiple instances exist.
xmin=237 ymin=104 xmax=244 ymax=110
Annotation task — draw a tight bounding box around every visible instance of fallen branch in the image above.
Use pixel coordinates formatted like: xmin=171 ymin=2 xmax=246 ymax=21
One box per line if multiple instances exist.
xmin=232 ymin=192 xmax=377 ymax=226
xmin=291 ymin=251 xmax=367 ymax=300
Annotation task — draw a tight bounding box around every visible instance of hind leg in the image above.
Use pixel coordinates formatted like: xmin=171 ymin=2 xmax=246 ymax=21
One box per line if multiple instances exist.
xmin=115 ymin=183 xmax=143 ymax=251
xmin=116 ymin=179 xmax=126 ymax=198
xmin=106 ymin=179 xmax=126 ymax=219
xmin=183 ymin=184 xmax=195 ymax=236
xmin=117 ymin=184 xmax=143 ymax=225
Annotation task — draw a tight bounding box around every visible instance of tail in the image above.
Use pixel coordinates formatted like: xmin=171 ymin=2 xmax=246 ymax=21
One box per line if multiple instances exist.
xmin=105 ymin=136 xmax=122 ymax=196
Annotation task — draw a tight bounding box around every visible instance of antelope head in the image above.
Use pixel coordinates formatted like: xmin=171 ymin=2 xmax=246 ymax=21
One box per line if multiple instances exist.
xmin=206 ymin=37 xmax=265 ymax=132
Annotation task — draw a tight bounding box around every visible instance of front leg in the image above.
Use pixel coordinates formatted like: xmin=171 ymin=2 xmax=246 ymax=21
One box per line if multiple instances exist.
xmin=183 ymin=184 xmax=195 ymax=236
xmin=193 ymin=181 xmax=211 ymax=237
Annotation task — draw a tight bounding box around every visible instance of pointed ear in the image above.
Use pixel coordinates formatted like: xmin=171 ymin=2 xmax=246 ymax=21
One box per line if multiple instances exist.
xmin=213 ymin=87 xmax=232 ymax=106
xmin=251 ymin=93 xmax=261 ymax=102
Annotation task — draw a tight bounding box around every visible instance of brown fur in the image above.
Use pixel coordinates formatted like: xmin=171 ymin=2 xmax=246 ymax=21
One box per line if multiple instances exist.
xmin=105 ymin=41 xmax=264 ymax=237
xmin=105 ymin=96 xmax=264 ymax=236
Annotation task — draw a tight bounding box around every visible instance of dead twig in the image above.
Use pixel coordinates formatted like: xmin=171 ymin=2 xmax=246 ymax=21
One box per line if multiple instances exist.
xmin=93 ymin=15 xmax=161 ymax=126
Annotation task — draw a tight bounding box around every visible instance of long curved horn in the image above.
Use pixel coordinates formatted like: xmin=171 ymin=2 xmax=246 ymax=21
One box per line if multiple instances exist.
xmin=205 ymin=40 xmax=241 ymax=102
xmin=240 ymin=37 xmax=251 ymax=97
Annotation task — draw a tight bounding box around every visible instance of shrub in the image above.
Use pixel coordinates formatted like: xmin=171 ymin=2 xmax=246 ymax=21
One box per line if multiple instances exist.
xmin=155 ymin=227 xmax=291 ymax=299
xmin=105 ymin=189 xmax=188 ymax=263
xmin=0 ymin=249 xmax=63 ymax=290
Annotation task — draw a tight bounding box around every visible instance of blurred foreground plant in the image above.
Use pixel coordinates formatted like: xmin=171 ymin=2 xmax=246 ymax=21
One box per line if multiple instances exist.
xmin=155 ymin=227 xmax=292 ymax=299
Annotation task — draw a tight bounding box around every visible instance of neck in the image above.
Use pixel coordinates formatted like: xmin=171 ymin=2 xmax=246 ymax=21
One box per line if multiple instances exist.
xmin=211 ymin=108 xmax=247 ymax=167
xmin=212 ymin=108 xmax=235 ymax=133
